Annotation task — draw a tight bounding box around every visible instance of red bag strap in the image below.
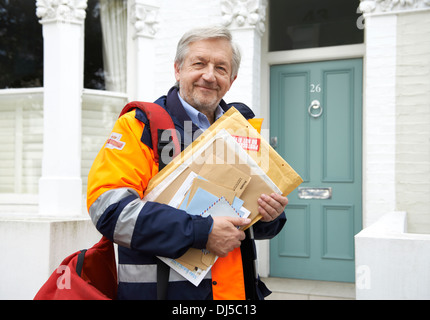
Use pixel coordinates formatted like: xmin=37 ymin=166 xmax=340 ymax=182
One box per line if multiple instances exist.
xmin=120 ymin=101 xmax=181 ymax=167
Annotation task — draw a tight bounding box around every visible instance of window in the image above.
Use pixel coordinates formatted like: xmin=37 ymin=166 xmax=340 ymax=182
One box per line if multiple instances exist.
xmin=85 ymin=0 xmax=106 ymax=90
xmin=84 ymin=0 xmax=127 ymax=92
xmin=0 ymin=0 xmax=43 ymax=89
xmin=269 ymin=0 xmax=364 ymax=52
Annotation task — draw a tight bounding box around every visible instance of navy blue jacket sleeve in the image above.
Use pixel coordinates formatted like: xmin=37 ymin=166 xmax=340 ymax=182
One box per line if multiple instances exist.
xmin=96 ymin=195 xmax=213 ymax=259
xmin=252 ymin=212 xmax=287 ymax=240
xmin=131 ymin=201 xmax=213 ymax=258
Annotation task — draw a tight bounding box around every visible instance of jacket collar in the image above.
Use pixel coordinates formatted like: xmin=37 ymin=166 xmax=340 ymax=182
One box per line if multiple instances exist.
xmin=154 ymin=86 xmax=255 ymax=149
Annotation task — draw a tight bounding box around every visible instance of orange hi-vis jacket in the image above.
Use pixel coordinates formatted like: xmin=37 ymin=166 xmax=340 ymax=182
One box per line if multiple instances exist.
xmin=87 ymin=87 xmax=286 ymax=300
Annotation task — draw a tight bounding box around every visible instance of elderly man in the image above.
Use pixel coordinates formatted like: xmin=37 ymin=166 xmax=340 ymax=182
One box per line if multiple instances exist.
xmin=87 ymin=26 xmax=288 ymax=300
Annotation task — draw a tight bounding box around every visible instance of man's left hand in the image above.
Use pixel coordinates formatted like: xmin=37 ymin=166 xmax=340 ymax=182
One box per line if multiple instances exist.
xmin=258 ymin=193 xmax=289 ymax=222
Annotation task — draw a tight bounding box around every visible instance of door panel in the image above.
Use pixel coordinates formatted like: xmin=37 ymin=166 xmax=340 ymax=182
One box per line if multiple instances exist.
xmin=278 ymin=204 xmax=310 ymax=258
xmin=324 ymin=69 xmax=355 ymax=182
xmin=270 ymin=59 xmax=362 ymax=282
xmin=278 ymin=71 xmax=311 ymax=182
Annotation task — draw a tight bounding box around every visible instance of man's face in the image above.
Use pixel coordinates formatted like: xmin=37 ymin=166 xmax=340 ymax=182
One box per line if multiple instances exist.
xmin=175 ymin=38 xmax=237 ymax=118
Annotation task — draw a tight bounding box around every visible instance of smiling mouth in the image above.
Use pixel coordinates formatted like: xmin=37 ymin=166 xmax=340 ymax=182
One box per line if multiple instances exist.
xmin=195 ymin=84 xmax=218 ymax=92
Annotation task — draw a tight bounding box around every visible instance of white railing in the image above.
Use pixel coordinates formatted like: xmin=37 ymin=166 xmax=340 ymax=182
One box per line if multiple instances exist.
xmin=0 ymin=88 xmax=128 ymax=198
xmin=0 ymin=88 xmax=44 ymax=194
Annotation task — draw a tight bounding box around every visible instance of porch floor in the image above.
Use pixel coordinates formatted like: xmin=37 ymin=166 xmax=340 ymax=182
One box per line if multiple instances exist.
xmin=262 ymin=277 xmax=356 ymax=300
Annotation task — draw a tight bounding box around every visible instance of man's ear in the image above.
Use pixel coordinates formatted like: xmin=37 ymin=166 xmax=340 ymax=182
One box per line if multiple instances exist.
xmin=228 ymin=75 xmax=237 ymax=90
xmin=174 ymin=62 xmax=181 ymax=82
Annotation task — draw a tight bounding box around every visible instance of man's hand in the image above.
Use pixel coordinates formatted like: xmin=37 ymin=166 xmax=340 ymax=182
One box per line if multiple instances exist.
xmin=258 ymin=193 xmax=289 ymax=222
xmin=206 ymin=216 xmax=251 ymax=257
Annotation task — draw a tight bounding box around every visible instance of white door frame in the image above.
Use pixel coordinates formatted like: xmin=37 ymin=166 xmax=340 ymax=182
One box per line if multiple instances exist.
xmin=257 ymin=30 xmax=365 ymax=277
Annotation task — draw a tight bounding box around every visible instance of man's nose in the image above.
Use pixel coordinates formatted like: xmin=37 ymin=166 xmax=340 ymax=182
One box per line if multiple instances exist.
xmin=202 ymin=65 xmax=216 ymax=82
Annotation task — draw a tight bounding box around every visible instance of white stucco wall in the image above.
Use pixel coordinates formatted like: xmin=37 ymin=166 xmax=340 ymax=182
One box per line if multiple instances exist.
xmin=363 ymin=13 xmax=398 ymax=228
xmin=0 ymin=216 xmax=101 ymax=300
xmin=355 ymin=211 xmax=430 ymax=300
xmin=395 ymin=10 xmax=430 ymax=234
xmin=362 ymin=7 xmax=430 ymax=233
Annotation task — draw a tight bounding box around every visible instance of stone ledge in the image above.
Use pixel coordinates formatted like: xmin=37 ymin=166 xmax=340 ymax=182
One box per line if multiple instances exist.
xmin=0 ymin=216 xmax=101 ymax=300
xmin=262 ymin=277 xmax=355 ymax=300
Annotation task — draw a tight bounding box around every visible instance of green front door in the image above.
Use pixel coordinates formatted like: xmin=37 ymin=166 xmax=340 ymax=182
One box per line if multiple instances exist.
xmin=270 ymin=59 xmax=363 ymax=282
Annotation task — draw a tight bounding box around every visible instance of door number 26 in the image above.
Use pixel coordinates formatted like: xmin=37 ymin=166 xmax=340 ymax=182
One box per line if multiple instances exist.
xmin=310 ymin=84 xmax=322 ymax=93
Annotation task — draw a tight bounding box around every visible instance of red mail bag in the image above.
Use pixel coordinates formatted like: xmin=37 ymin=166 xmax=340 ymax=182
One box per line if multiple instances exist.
xmin=34 ymin=236 xmax=117 ymax=300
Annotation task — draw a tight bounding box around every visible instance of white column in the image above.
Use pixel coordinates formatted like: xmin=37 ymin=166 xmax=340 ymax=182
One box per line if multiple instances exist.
xmin=36 ymin=0 xmax=87 ymax=216
xmin=221 ymin=0 xmax=267 ymax=117
xmin=363 ymin=13 xmax=398 ymax=227
xmin=360 ymin=0 xmax=430 ymax=229
xmin=128 ymin=0 xmax=160 ymax=101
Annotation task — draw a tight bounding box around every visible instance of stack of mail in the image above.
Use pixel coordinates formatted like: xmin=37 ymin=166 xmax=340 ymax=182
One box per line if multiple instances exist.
xmin=158 ymin=171 xmax=252 ymax=286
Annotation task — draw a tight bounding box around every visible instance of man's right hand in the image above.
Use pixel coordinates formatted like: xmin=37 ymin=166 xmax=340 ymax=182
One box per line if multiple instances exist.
xmin=206 ymin=216 xmax=251 ymax=257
